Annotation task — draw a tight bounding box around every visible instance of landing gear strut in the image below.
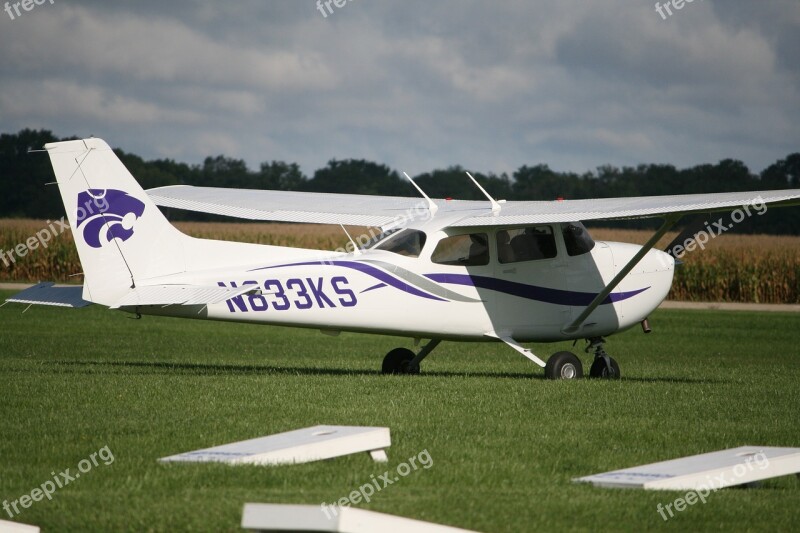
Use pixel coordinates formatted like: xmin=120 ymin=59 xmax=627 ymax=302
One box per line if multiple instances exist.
xmin=586 ymin=337 xmax=620 ymax=379
xmin=382 ymin=339 xmax=441 ymax=375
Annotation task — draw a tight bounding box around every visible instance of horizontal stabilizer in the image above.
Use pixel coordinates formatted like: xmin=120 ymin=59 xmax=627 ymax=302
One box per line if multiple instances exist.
xmin=111 ymin=283 xmax=256 ymax=309
xmin=5 ymin=283 xmax=91 ymax=308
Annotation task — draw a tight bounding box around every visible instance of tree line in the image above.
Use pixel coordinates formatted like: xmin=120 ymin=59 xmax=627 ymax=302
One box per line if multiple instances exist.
xmin=1 ymin=129 xmax=798 ymax=233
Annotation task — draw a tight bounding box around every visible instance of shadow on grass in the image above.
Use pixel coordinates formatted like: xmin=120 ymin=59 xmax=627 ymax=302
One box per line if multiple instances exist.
xmin=44 ymin=359 xmax=539 ymax=380
xmin=38 ymin=360 xmax=725 ymax=383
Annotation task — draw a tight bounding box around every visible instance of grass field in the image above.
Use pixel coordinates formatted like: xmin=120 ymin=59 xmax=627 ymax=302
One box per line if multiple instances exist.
xmin=1 ymin=219 xmax=799 ymax=303
xmin=0 ymin=290 xmax=798 ymax=532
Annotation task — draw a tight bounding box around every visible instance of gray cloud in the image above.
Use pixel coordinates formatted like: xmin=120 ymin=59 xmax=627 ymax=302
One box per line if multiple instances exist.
xmin=0 ymin=0 xmax=797 ymax=178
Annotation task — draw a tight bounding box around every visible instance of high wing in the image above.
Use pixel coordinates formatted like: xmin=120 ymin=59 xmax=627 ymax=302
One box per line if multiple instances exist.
xmin=147 ymin=185 xmax=800 ymax=226
xmin=147 ymin=185 xmax=444 ymax=228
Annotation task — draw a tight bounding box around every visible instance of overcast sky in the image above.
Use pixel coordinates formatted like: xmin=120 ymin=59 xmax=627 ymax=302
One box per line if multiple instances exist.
xmin=1 ymin=1 xmax=798 ymax=177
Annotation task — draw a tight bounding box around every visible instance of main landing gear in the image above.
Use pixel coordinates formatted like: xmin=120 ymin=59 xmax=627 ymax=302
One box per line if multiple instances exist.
xmin=382 ymin=339 xmax=441 ymax=375
xmin=543 ymin=337 xmax=620 ymax=380
xmin=381 ymin=337 xmax=620 ymax=380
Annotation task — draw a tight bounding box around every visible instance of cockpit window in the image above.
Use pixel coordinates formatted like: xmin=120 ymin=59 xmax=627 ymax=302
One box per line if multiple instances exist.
xmin=562 ymin=222 xmax=595 ymax=256
xmin=363 ymin=228 xmax=401 ymax=250
xmin=371 ymin=229 xmax=426 ymax=257
xmin=497 ymin=226 xmax=557 ymax=263
xmin=431 ymin=233 xmax=490 ymax=266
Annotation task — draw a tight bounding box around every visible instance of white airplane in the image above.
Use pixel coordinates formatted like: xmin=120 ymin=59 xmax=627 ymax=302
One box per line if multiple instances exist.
xmin=8 ymin=138 xmax=800 ymax=379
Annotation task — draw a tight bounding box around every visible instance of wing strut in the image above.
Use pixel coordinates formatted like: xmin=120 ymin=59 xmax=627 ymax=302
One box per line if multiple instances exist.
xmin=562 ymin=214 xmax=681 ymax=335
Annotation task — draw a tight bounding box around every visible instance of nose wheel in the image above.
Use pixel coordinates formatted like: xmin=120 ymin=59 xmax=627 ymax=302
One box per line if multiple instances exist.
xmin=586 ymin=337 xmax=620 ymax=379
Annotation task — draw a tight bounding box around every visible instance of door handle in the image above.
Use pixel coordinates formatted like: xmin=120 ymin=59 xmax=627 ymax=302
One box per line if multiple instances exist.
xmin=503 ymin=268 xmax=517 ymax=274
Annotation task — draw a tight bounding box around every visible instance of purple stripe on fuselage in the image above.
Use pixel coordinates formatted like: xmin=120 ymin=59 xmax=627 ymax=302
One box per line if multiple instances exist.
xmin=424 ymin=273 xmax=648 ymax=306
xmin=361 ymin=282 xmax=387 ymax=294
xmin=249 ymin=261 xmax=446 ymax=301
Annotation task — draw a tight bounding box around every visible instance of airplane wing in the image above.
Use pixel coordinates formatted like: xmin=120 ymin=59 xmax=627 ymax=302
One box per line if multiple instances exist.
xmin=147 ymin=185 xmax=444 ymax=228
xmin=450 ymin=189 xmax=800 ymax=226
xmin=147 ymin=185 xmax=800 ymax=226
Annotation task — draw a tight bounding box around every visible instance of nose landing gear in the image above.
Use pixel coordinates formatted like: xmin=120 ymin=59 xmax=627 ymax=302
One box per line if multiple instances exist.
xmin=586 ymin=337 xmax=620 ymax=379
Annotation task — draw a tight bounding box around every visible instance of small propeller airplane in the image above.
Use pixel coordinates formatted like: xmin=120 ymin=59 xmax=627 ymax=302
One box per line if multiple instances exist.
xmin=7 ymin=138 xmax=800 ymax=379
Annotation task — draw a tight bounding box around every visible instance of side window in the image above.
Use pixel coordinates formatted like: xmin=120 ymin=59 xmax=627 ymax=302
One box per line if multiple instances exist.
xmin=562 ymin=222 xmax=596 ymax=256
xmin=431 ymin=233 xmax=490 ymax=266
xmin=374 ymin=229 xmax=426 ymax=257
xmin=496 ymin=226 xmax=557 ymax=264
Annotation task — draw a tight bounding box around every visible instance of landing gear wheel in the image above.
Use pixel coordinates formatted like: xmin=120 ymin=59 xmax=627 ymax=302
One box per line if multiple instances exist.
xmin=589 ymin=356 xmax=620 ymax=379
xmin=382 ymin=348 xmax=420 ymax=375
xmin=544 ymin=351 xmax=583 ymax=380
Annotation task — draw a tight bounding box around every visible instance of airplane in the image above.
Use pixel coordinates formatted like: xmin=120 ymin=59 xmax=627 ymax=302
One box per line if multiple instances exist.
xmin=6 ymin=138 xmax=800 ymax=379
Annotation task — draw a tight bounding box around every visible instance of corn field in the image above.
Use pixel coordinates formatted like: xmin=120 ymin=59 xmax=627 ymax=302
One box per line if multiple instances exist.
xmin=1 ymin=219 xmax=797 ymax=303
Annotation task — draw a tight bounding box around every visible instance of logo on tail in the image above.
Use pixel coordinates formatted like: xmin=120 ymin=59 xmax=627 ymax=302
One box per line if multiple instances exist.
xmin=76 ymin=189 xmax=146 ymax=249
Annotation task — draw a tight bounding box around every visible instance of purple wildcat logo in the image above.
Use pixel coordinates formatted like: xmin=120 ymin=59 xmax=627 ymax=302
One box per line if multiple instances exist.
xmin=76 ymin=189 xmax=146 ymax=249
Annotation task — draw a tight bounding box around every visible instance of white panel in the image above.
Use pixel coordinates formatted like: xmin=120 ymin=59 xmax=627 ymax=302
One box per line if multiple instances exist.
xmin=241 ymin=504 xmax=480 ymax=533
xmin=159 ymin=425 xmax=390 ymax=465
xmin=0 ymin=520 xmax=40 ymax=532
xmin=574 ymin=446 xmax=800 ymax=490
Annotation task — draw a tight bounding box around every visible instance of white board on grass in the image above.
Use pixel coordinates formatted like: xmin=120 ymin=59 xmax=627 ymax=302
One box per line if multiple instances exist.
xmin=574 ymin=445 xmax=800 ymax=490
xmin=159 ymin=425 xmax=390 ymax=465
xmin=241 ymin=503 xmax=481 ymax=533
xmin=0 ymin=520 xmax=40 ymax=533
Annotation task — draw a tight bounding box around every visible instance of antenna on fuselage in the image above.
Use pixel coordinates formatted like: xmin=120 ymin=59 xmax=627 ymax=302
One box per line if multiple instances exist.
xmin=466 ymin=171 xmax=502 ymax=214
xmin=403 ymin=172 xmax=438 ymax=216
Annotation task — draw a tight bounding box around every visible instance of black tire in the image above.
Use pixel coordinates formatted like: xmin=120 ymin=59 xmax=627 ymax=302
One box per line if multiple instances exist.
xmin=544 ymin=351 xmax=583 ymax=380
xmin=382 ymin=348 xmax=420 ymax=375
xmin=589 ymin=356 xmax=621 ymax=379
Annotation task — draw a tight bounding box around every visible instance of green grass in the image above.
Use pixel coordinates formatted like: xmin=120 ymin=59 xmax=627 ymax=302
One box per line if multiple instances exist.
xmin=0 ymin=289 xmax=799 ymax=532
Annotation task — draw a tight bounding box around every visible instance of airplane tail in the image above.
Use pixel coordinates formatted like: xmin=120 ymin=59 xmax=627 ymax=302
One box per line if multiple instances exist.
xmin=46 ymin=138 xmax=189 ymax=306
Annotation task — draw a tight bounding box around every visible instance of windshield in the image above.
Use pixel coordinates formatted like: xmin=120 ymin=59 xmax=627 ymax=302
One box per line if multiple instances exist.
xmin=363 ymin=228 xmax=402 ymax=250
xmin=561 ymin=222 xmax=595 ymax=256
xmin=369 ymin=229 xmax=427 ymax=257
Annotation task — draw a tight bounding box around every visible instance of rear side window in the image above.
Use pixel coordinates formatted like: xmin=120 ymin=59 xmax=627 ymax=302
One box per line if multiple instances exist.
xmin=496 ymin=226 xmax=557 ymax=263
xmin=431 ymin=233 xmax=490 ymax=266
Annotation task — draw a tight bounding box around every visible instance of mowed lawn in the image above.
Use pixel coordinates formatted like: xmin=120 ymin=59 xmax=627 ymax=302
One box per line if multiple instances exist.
xmin=0 ymin=290 xmax=798 ymax=532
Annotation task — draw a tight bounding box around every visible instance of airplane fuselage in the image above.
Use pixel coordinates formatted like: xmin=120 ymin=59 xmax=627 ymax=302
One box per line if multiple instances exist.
xmin=133 ymin=220 xmax=675 ymax=343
